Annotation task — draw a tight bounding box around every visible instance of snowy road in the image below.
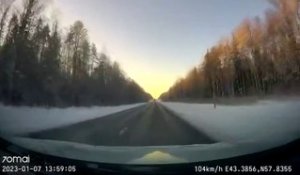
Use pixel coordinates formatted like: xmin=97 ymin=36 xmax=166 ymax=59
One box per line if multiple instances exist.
xmin=28 ymin=102 xmax=215 ymax=146
xmin=1 ymin=99 xmax=299 ymax=164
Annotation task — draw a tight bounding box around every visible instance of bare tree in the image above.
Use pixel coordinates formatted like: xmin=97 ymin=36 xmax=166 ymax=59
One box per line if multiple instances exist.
xmin=0 ymin=0 xmax=15 ymax=45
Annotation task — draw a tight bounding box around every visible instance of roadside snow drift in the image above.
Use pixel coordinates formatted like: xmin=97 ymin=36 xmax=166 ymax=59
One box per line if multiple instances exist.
xmin=0 ymin=103 xmax=144 ymax=135
xmin=161 ymin=99 xmax=300 ymax=145
xmin=1 ymin=100 xmax=300 ymax=164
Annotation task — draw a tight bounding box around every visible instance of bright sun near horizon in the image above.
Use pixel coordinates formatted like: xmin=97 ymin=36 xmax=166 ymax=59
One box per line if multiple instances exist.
xmin=129 ymin=71 xmax=175 ymax=99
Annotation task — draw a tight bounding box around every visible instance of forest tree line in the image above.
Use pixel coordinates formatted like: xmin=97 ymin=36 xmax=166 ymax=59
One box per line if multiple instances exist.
xmin=160 ymin=0 xmax=300 ymax=100
xmin=0 ymin=0 xmax=152 ymax=106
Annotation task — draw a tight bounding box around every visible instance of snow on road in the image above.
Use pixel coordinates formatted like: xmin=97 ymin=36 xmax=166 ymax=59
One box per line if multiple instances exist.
xmin=162 ymin=99 xmax=300 ymax=146
xmin=0 ymin=103 xmax=144 ymax=135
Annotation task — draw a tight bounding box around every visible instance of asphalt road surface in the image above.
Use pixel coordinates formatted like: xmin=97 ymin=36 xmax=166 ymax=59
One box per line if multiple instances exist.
xmin=28 ymin=102 xmax=215 ymax=146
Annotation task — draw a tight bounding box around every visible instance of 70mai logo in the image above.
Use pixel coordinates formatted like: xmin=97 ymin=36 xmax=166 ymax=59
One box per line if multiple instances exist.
xmin=2 ymin=155 xmax=30 ymax=164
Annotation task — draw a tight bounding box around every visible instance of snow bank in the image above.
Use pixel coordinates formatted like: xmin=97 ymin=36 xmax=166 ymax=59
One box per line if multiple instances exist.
xmin=162 ymin=100 xmax=300 ymax=145
xmin=1 ymin=100 xmax=299 ymax=164
xmin=0 ymin=103 xmax=144 ymax=135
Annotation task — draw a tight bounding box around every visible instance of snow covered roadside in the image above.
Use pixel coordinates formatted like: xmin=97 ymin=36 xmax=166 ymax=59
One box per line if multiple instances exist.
xmin=0 ymin=100 xmax=299 ymax=164
xmin=0 ymin=103 xmax=145 ymax=135
xmin=161 ymin=100 xmax=300 ymax=146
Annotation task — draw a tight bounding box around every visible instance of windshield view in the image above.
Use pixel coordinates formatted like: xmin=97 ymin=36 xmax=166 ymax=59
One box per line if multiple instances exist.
xmin=0 ymin=0 xmax=300 ymax=174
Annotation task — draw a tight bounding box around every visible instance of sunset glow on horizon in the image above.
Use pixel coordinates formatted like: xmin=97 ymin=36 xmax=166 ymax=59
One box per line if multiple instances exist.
xmin=51 ymin=0 xmax=272 ymax=98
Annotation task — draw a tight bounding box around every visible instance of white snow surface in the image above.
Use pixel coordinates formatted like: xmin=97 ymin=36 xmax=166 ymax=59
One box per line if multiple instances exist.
xmin=1 ymin=100 xmax=300 ymax=164
xmin=0 ymin=103 xmax=144 ymax=135
xmin=161 ymin=100 xmax=300 ymax=145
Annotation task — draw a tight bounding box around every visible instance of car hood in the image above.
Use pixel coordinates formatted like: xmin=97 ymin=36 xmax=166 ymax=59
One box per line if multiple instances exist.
xmin=1 ymin=134 xmax=298 ymax=165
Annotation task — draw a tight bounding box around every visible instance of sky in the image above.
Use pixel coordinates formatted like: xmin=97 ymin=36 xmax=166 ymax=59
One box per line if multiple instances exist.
xmin=49 ymin=0 xmax=272 ymax=98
